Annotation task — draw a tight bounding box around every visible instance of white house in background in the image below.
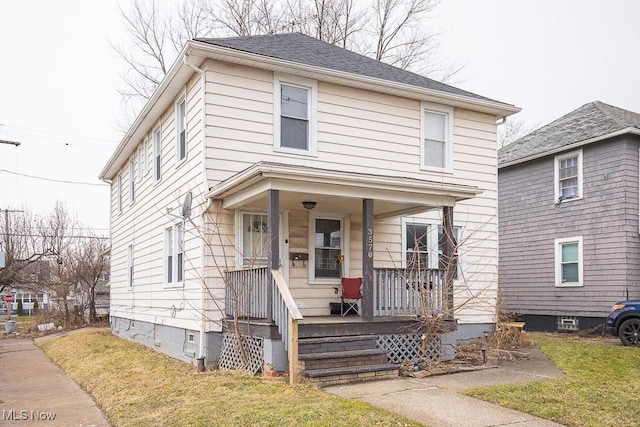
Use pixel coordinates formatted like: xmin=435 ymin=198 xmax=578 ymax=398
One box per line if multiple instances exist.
xmin=99 ymin=33 xmax=518 ymax=383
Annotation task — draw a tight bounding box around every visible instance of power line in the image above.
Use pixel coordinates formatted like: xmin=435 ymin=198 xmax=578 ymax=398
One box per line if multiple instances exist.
xmin=0 ymin=233 xmax=109 ymax=240
xmin=0 ymin=169 xmax=108 ymax=187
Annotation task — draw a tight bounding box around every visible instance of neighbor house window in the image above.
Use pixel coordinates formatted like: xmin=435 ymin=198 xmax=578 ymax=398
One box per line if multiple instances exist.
xmin=420 ymin=102 xmax=454 ymax=171
xmin=274 ymin=75 xmax=317 ymax=155
xmin=240 ymin=213 xmax=269 ymax=267
xmin=165 ymin=223 xmax=184 ymax=286
xmin=153 ymin=126 xmax=162 ymax=182
xmin=554 ymin=150 xmax=583 ymax=202
xmin=176 ymin=97 xmax=187 ymax=162
xmin=129 ymin=157 xmax=135 ymax=204
xmin=555 ymin=236 xmax=583 ymax=287
xmin=311 ymin=217 xmax=344 ymax=281
xmin=127 ymin=244 xmax=134 ymax=289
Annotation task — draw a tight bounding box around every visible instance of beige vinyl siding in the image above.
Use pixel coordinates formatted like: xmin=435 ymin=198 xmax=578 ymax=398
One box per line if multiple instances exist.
xmin=110 ymin=73 xmax=209 ymax=330
xmin=199 ymin=60 xmax=499 ymax=323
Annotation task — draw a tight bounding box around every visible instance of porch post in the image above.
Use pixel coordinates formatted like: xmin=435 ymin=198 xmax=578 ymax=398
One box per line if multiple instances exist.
xmin=362 ymin=198 xmax=374 ymax=321
xmin=442 ymin=206 xmax=456 ymax=320
xmin=267 ymin=190 xmax=280 ymax=270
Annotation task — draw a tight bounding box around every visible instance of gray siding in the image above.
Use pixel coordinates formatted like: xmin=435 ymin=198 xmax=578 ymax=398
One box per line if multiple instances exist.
xmin=498 ymin=135 xmax=640 ymax=317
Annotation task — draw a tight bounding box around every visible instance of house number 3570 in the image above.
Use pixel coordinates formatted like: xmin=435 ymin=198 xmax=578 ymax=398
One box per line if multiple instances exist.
xmin=367 ymin=227 xmax=373 ymax=259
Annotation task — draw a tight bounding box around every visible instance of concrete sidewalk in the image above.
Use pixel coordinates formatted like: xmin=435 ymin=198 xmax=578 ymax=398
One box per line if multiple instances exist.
xmin=0 ymin=338 xmax=109 ymax=427
xmin=324 ymin=347 xmax=566 ymax=427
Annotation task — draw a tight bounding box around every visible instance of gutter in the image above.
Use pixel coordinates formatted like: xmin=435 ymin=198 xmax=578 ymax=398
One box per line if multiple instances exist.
xmin=499 ymin=127 xmax=640 ymax=168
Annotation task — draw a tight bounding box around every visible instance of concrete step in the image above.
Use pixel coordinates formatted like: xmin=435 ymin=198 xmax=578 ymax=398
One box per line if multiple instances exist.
xmin=303 ymin=363 xmax=399 ymax=387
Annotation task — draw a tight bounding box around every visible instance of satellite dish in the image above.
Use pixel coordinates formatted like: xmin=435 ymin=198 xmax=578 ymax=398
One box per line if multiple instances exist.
xmin=181 ymin=192 xmax=193 ymax=219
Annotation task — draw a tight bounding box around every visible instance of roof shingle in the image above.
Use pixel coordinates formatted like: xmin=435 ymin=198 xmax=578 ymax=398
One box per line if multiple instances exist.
xmin=195 ymin=33 xmax=507 ymax=105
xmin=499 ymin=101 xmax=640 ymax=166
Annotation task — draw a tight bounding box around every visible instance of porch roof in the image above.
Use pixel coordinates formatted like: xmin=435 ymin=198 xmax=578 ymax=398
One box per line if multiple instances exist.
xmin=205 ymin=162 xmax=483 ymax=219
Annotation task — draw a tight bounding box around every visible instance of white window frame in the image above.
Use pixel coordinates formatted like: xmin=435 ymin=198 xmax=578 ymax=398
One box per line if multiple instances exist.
xmin=128 ymin=157 xmax=135 ymax=205
xmin=401 ymin=218 xmax=465 ymax=276
xmin=308 ymin=213 xmax=349 ymax=284
xmin=420 ymin=102 xmax=454 ymax=173
xmin=165 ymin=222 xmax=185 ymax=287
xmin=139 ymin=141 xmax=146 ymax=179
xmin=117 ymin=173 xmax=123 ymax=214
xmin=175 ymin=94 xmax=187 ymax=163
xmin=153 ymin=125 xmax=162 ymax=183
xmin=554 ymin=150 xmax=583 ymax=203
xmin=237 ymin=211 xmax=269 ymax=268
xmin=554 ymin=236 xmax=583 ymax=287
xmin=274 ymin=74 xmax=318 ymax=156
xmin=127 ymin=244 xmax=134 ymax=289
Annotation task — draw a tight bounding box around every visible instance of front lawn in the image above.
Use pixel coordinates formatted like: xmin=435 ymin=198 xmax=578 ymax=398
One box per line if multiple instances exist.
xmin=37 ymin=329 xmax=419 ymax=427
xmin=466 ymin=334 xmax=640 ymax=427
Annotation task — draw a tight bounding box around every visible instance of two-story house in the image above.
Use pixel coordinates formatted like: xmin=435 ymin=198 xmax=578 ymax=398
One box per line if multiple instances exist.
xmin=498 ymin=101 xmax=640 ymax=332
xmin=100 ymin=33 xmax=518 ymax=384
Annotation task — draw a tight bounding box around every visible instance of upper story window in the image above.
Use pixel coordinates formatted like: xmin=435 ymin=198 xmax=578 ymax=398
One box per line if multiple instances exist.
xmin=153 ymin=126 xmax=162 ymax=183
xmin=138 ymin=142 xmax=146 ymax=179
xmin=554 ymin=150 xmax=583 ymax=203
xmin=274 ymin=74 xmax=317 ymax=156
xmin=117 ymin=173 xmax=123 ymax=214
xmin=128 ymin=157 xmax=135 ymax=204
xmin=420 ymin=102 xmax=454 ymax=172
xmin=555 ymin=236 xmax=583 ymax=287
xmin=176 ymin=97 xmax=187 ymax=162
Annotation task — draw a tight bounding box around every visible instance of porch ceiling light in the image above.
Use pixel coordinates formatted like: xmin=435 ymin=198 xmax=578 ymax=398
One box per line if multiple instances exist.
xmin=302 ymin=201 xmax=317 ymax=210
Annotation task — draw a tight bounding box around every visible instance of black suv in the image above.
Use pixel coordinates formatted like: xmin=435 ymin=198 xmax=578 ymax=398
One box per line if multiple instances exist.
xmin=606 ymin=300 xmax=640 ymax=346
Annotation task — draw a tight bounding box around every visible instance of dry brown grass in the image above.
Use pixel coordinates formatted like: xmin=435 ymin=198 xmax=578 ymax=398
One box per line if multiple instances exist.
xmin=37 ymin=329 xmax=420 ymax=427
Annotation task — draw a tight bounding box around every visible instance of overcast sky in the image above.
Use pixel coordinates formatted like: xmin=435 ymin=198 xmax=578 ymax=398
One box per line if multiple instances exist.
xmin=1 ymin=1 xmax=639 ymax=232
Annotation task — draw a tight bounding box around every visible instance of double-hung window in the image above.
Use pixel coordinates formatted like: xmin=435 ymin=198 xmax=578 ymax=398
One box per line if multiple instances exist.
xmin=165 ymin=223 xmax=184 ymax=286
xmin=555 ymin=236 xmax=583 ymax=286
xmin=127 ymin=244 xmax=134 ymax=289
xmin=117 ymin=173 xmax=123 ymax=214
xmin=402 ymin=219 xmax=462 ymax=275
xmin=405 ymin=223 xmax=429 ymax=269
xmin=139 ymin=142 xmax=146 ymax=178
xmin=153 ymin=126 xmax=162 ymax=182
xmin=240 ymin=213 xmax=269 ymax=267
xmin=554 ymin=150 xmax=582 ymax=202
xmin=129 ymin=158 xmax=135 ymax=204
xmin=176 ymin=98 xmax=187 ymax=162
xmin=420 ymin=102 xmax=454 ymax=172
xmin=274 ymin=75 xmax=317 ymax=155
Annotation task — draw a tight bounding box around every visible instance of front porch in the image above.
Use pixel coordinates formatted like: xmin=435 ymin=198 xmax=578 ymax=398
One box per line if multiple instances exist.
xmin=220 ymin=266 xmax=456 ymax=385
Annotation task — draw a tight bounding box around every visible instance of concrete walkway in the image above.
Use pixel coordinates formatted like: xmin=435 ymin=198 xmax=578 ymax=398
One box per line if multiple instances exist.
xmin=0 ymin=338 xmax=110 ymax=427
xmin=325 ymin=347 xmax=566 ymax=427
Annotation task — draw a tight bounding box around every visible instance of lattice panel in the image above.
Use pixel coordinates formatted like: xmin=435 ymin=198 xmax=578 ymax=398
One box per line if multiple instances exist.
xmin=218 ymin=333 xmax=264 ymax=375
xmin=377 ymin=334 xmax=441 ymax=364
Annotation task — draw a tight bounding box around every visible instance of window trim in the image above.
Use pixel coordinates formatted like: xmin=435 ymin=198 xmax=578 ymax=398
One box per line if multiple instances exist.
xmin=127 ymin=244 xmax=134 ymax=289
xmin=274 ymin=74 xmax=318 ymax=156
xmin=128 ymin=157 xmax=136 ymax=205
xmin=554 ymin=236 xmax=583 ymax=287
xmin=175 ymin=93 xmax=187 ymax=164
xmin=401 ymin=217 xmax=465 ymax=276
xmin=420 ymin=102 xmax=454 ymax=173
xmin=153 ymin=124 xmax=162 ymax=183
xmin=117 ymin=173 xmax=123 ymax=214
xmin=308 ymin=213 xmax=349 ymax=284
xmin=164 ymin=222 xmax=185 ymax=288
xmin=139 ymin=140 xmax=147 ymax=179
xmin=554 ymin=149 xmax=583 ymax=203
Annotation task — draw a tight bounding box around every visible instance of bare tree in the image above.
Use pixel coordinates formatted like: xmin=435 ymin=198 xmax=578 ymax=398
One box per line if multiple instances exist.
xmin=115 ymin=0 xmax=459 ymax=118
xmin=498 ymin=118 xmax=538 ymax=148
xmin=0 ymin=209 xmax=52 ymax=294
xmin=68 ymin=234 xmax=110 ymax=323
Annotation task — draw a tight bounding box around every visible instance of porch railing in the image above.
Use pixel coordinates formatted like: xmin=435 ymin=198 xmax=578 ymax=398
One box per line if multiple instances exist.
xmin=373 ymin=268 xmax=444 ymax=317
xmin=225 ymin=266 xmax=303 ymax=384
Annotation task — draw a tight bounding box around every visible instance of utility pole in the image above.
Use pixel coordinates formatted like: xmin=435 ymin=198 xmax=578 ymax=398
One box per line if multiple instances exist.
xmin=0 ymin=139 xmax=20 ymax=147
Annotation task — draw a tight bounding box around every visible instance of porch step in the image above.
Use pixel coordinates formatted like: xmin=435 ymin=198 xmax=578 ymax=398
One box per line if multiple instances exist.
xmin=297 ymin=335 xmax=399 ymax=387
xmin=302 ymin=364 xmax=399 ymax=386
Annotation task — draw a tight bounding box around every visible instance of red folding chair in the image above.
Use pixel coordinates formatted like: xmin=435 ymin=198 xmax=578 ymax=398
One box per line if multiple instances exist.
xmin=339 ymin=277 xmax=362 ymax=316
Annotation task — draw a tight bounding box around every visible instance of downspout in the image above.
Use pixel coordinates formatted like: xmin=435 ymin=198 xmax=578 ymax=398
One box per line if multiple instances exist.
xmin=183 ymin=52 xmax=209 ymax=367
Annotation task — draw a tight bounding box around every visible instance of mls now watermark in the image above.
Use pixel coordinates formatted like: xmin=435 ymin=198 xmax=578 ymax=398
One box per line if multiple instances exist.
xmin=2 ymin=409 xmax=57 ymax=421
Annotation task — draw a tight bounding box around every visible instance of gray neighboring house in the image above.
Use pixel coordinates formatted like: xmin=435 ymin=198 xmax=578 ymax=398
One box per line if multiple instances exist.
xmin=498 ymin=101 xmax=640 ymax=332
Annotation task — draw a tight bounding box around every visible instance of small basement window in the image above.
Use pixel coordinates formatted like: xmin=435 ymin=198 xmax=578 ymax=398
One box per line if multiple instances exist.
xmin=557 ymin=316 xmax=578 ymax=332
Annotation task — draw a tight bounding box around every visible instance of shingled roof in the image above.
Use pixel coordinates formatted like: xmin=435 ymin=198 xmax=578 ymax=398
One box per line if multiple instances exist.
xmin=499 ymin=101 xmax=640 ymax=166
xmin=195 ymin=33 xmax=506 ymax=106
